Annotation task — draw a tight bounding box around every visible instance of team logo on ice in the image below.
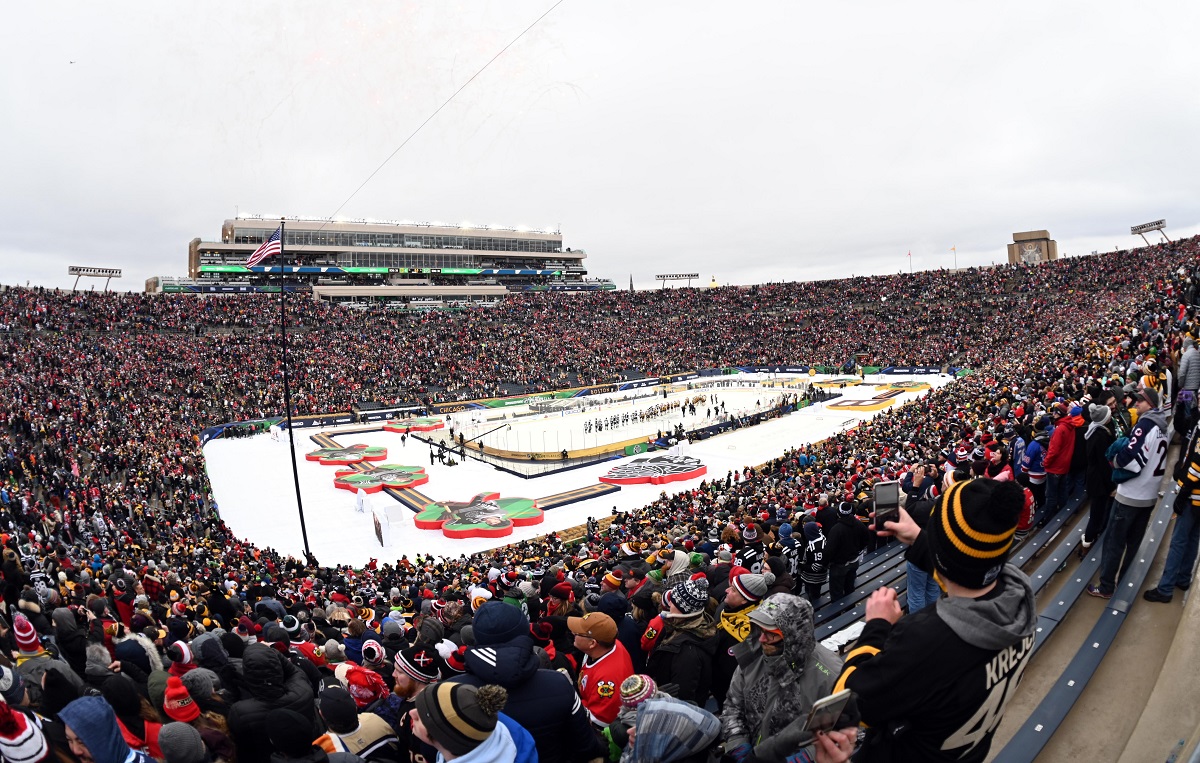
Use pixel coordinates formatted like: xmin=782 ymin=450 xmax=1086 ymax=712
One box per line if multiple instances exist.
xmin=305 ymin=444 xmax=388 ymax=465
xmin=333 ymin=465 xmax=429 ymax=493
xmin=383 ymin=418 xmax=445 ymax=434
xmin=414 ymin=491 xmax=543 ymax=539
xmin=599 ymin=455 xmax=707 ymax=485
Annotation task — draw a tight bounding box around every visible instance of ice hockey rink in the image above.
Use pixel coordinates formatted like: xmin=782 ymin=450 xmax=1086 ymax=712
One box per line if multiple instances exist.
xmin=204 ymin=373 xmax=956 ymax=566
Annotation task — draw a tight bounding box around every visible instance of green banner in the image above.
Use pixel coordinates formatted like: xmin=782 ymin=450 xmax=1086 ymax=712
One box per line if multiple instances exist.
xmin=624 ymin=442 xmax=654 ymax=456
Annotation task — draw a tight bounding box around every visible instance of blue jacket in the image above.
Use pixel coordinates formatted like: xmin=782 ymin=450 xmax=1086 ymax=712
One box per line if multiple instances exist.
xmin=499 ymin=713 xmax=539 ymax=763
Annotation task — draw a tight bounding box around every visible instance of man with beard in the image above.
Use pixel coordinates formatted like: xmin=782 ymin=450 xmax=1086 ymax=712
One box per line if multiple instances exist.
xmin=719 ymin=593 xmax=846 ymax=763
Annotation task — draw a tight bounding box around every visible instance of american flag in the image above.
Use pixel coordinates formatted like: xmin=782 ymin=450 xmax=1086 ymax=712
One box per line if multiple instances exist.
xmin=245 ymin=225 xmax=282 ymax=268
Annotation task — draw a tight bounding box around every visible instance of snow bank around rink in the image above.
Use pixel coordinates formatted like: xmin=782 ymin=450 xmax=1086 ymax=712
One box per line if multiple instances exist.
xmin=203 ymin=373 xmax=957 ymax=567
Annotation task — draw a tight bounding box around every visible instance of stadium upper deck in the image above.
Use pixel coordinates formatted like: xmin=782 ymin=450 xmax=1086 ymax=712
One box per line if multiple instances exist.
xmin=149 ymin=216 xmax=614 ymax=303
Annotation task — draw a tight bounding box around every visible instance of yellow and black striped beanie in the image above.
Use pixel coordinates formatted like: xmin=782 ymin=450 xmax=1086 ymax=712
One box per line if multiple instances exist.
xmin=929 ymin=479 xmax=1022 ymax=589
xmin=414 ymin=682 xmax=507 ymax=755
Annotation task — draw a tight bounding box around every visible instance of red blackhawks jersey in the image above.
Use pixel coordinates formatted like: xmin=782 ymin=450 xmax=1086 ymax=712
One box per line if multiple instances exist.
xmin=577 ymin=641 xmax=634 ymax=725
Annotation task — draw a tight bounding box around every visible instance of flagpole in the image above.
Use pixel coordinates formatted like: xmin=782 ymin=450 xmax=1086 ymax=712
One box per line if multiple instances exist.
xmin=278 ymin=218 xmax=313 ymax=561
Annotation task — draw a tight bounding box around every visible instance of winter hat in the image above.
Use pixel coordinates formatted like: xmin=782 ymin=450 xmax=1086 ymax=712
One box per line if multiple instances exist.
xmin=838 ymin=501 xmax=855 ymax=516
xmin=929 ymin=479 xmax=1022 ymax=589
xmin=163 ymin=676 xmax=200 ymax=722
xmin=267 ymin=708 xmax=318 ymax=757
xmin=344 ymin=666 xmax=388 ymax=708
xmin=12 ymin=615 xmax=39 ymax=654
xmin=730 ymin=571 xmax=776 ymax=603
xmin=1135 ymin=387 xmax=1161 ymax=408
xmin=414 ymin=682 xmax=508 ymax=757
xmin=778 ymin=523 xmax=793 ymax=538
xmin=323 ymin=639 xmax=347 ymax=664
xmin=663 ymin=577 xmax=709 ymax=616
xmin=180 ymin=667 xmax=215 ymax=701
xmin=167 ymin=641 xmax=194 ymax=665
xmin=394 ymin=645 xmax=441 ymax=684
xmin=602 ymin=569 xmax=624 ymax=589
xmin=0 ymin=666 xmax=25 ymax=705
xmin=803 ymin=522 xmax=821 ymax=541
xmin=549 ymin=582 xmax=574 ymax=601
xmin=318 ymin=686 xmax=360 ymax=734
xmin=620 ymin=674 xmax=658 ymax=708
xmin=716 ymin=549 xmax=733 ymax=563
xmin=157 ymin=722 xmax=209 ymax=763
xmin=0 ymin=703 xmax=48 ymax=763
xmin=742 ymin=524 xmax=760 ymax=542
xmin=361 ymin=639 xmax=385 ymax=667
xmin=282 ymin=615 xmax=301 ymax=640
xmin=1089 ymin=404 xmax=1111 ymax=426
xmin=471 ymin=601 xmax=529 ymax=646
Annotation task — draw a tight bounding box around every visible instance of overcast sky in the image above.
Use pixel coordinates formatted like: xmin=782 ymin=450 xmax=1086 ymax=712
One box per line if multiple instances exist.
xmin=4 ymin=2 xmax=1199 ymax=292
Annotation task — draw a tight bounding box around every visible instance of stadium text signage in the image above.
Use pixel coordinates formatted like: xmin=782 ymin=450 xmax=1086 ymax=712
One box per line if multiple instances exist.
xmin=68 ymin=266 xmax=122 ymax=278
xmin=1131 ymin=219 xmax=1166 ymax=235
xmin=655 ymin=273 xmax=700 ymax=280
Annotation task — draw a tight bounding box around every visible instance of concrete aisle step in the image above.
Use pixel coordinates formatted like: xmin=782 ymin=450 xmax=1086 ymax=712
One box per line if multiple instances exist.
xmin=1117 ymin=514 xmax=1200 ymax=763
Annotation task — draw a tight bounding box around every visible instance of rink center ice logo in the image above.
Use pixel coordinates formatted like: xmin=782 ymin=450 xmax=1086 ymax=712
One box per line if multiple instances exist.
xmin=599 ymin=454 xmax=707 ymax=485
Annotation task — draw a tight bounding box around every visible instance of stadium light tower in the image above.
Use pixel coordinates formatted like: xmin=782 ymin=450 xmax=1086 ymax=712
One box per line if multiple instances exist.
xmin=1131 ymin=219 xmax=1170 ymax=246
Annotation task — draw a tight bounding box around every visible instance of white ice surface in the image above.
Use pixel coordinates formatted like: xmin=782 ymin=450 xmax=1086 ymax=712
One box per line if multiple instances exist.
xmin=204 ymin=374 xmax=955 ymax=566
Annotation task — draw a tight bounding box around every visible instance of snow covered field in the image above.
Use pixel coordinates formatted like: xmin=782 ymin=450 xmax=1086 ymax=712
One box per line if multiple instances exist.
xmin=203 ymin=374 xmax=955 ymax=566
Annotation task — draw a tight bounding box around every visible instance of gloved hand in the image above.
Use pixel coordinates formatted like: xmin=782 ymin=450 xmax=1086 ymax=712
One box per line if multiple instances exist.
xmin=1174 ymin=489 xmax=1193 ymax=515
xmin=727 ymin=743 xmax=753 ymax=763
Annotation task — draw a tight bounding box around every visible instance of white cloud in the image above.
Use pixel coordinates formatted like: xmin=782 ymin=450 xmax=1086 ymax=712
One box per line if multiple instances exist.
xmin=2 ymin=1 xmax=1198 ymax=291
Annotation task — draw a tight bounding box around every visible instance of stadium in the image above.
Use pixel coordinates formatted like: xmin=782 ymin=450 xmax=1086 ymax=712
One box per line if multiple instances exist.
xmin=1 ymin=235 xmax=1198 ymax=762
xmin=5 ymin=4 xmax=1200 ymax=762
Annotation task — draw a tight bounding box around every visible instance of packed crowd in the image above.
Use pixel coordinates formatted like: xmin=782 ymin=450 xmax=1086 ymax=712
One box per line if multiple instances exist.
xmin=2 ymin=244 xmax=1195 ymax=405
xmin=0 ymin=237 xmax=1196 ymax=762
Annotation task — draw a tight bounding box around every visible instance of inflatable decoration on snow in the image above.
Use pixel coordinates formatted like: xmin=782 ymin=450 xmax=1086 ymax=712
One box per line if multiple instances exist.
xmin=384 ymin=418 xmax=445 ymax=434
xmin=415 ymin=491 xmax=542 ymax=539
xmin=600 ymin=454 xmax=706 ymax=485
xmin=305 ymin=444 xmax=388 ymax=465
xmin=334 ymin=465 xmax=429 ymax=493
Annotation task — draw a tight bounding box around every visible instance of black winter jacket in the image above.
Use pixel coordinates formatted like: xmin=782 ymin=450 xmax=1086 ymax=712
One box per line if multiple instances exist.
xmin=228 ymin=643 xmax=317 ymax=762
xmin=645 ymin=619 xmax=718 ymax=706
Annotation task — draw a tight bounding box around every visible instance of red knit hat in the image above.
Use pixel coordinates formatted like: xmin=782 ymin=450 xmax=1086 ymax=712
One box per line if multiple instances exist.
xmin=12 ymin=615 xmax=39 ymax=654
xmin=549 ymin=582 xmax=574 ymax=601
xmin=344 ymin=666 xmax=388 ymax=709
xmin=163 ymin=676 xmax=200 ymax=722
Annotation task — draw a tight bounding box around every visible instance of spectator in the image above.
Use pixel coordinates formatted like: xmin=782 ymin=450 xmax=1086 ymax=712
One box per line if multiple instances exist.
xmin=227 ymin=643 xmax=317 ymax=761
xmin=315 ymin=686 xmax=402 ymax=762
xmin=645 ymin=577 xmax=718 ymax=707
xmin=836 ymin=479 xmax=1035 ymax=762
xmin=450 ymin=602 xmax=604 ymax=762
xmin=411 ymin=683 xmax=533 ymax=763
xmin=1087 ymin=388 xmax=1170 ymax=599
xmin=720 ymin=593 xmax=845 ymax=763
xmin=712 ymin=569 xmax=772 ymax=707
xmin=1144 ymin=419 xmax=1200 ymax=603
xmin=825 ymin=502 xmax=870 ymax=601
xmin=569 ymin=612 xmax=634 ymax=726
xmin=60 ymin=695 xmax=158 ymax=763
xmin=1081 ymin=402 xmax=1117 ymax=550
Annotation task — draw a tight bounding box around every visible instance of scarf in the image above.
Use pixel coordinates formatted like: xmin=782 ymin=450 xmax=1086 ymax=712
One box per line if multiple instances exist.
xmin=717 ymin=607 xmax=753 ymax=642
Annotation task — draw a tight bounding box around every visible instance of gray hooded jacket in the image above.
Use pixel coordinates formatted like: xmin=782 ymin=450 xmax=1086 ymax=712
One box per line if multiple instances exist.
xmin=719 ymin=593 xmax=843 ymax=762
